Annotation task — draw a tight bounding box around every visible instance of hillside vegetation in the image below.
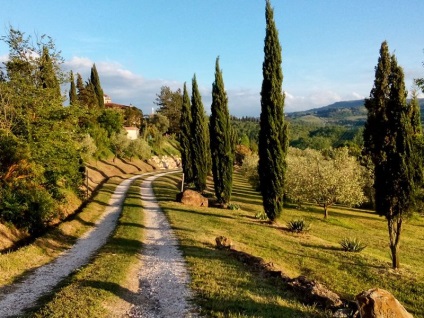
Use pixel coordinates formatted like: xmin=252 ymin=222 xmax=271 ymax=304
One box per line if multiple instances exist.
xmin=153 ymin=171 xmax=424 ymax=317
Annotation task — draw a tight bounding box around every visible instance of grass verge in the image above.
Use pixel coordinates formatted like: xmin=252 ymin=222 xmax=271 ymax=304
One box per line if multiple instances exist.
xmin=25 ymin=175 xmax=148 ymax=317
xmin=153 ymin=171 xmax=424 ymax=317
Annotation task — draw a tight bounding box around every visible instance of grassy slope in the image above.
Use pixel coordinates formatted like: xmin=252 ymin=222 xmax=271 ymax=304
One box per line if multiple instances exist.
xmin=153 ymin=171 xmax=424 ymax=317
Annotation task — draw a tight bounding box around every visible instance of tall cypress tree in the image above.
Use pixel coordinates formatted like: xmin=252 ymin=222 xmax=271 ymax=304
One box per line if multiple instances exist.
xmin=90 ymin=64 xmax=104 ymax=108
xmin=364 ymin=41 xmax=423 ymax=269
xmin=179 ymin=82 xmax=194 ymax=183
xmin=210 ymin=57 xmax=233 ymax=204
xmin=258 ymin=0 xmax=288 ymax=221
xmin=191 ymin=74 xmax=209 ymax=192
xmin=69 ymin=70 xmax=77 ymax=106
xmin=38 ymin=46 xmax=61 ymax=99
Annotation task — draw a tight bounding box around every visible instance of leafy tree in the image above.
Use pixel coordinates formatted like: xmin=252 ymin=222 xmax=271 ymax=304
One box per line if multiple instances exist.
xmin=258 ymin=0 xmax=288 ymax=221
xmin=110 ymin=130 xmax=130 ymax=162
xmin=90 ymin=63 xmax=104 ymax=108
xmin=98 ymin=109 xmax=123 ymax=137
xmin=124 ymin=106 xmax=143 ymax=128
xmin=76 ymin=73 xmax=97 ymax=108
xmin=38 ymin=46 xmax=61 ymax=98
xmin=363 ymin=41 xmax=423 ymax=269
xmin=210 ymin=57 xmax=234 ymax=204
xmin=179 ymin=82 xmax=194 ymax=183
xmin=155 ymin=86 xmax=183 ymax=134
xmin=124 ymin=138 xmax=151 ymax=161
xmin=191 ymin=74 xmax=209 ymax=192
xmin=69 ymin=70 xmax=77 ymax=106
xmin=285 ymin=147 xmax=365 ymax=218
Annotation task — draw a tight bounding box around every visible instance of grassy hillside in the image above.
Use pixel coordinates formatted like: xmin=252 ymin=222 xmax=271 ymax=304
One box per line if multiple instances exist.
xmin=153 ymin=171 xmax=424 ymax=317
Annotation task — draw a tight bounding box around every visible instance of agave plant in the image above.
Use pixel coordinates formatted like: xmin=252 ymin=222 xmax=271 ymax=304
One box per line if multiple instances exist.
xmin=287 ymin=219 xmax=310 ymax=233
xmin=340 ymin=237 xmax=366 ymax=252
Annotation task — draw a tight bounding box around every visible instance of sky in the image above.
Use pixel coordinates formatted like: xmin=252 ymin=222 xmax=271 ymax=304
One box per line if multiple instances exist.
xmin=1 ymin=0 xmax=424 ymax=117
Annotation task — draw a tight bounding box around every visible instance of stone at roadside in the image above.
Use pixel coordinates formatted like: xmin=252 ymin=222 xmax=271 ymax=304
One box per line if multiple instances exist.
xmin=176 ymin=189 xmax=208 ymax=207
xmin=356 ymin=288 xmax=413 ymax=318
xmin=288 ymin=275 xmax=343 ymax=309
xmin=215 ymin=236 xmax=232 ymax=249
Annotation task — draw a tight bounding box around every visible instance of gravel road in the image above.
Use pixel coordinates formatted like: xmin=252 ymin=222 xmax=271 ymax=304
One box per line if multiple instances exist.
xmin=0 ymin=174 xmax=142 ymax=317
xmin=0 ymin=171 xmax=199 ymax=318
xmin=128 ymin=172 xmax=199 ymax=318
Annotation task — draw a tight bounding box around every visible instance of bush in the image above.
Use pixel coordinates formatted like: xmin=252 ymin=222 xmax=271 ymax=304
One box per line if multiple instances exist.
xmin=227 ymin=203 xmax=240 ymax=210
xmin=255 ymin=210 xmax=269 ymax=221
xmin=287 ymin=219 xmax=310 ymax=233
xmin=240 ymin=152 xmax=260 ymax=190
xmin=339 ymin=237 xmax=366 ymax=252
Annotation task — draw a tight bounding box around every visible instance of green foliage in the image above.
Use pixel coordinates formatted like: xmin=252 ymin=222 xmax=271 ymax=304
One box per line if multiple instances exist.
xmin=190 ymin=74 xmax=209 ymax=192
xmin=227 ymin=203 xmax=240 ymax=210
xmin=90 ymin=63 xmax=104 ymax=108
xmin=109 ymin=130 xmax=130 ymax=162
xmin=98 ymin=109 xmax=124 ymax=137
xmin=69 ymin=71 xmax=77 ymax=106
xmin=124 ymin=138 xmax=151 ymax=161
xmin=258 ymin=0 xmax=288 ymax=221
xmin=254 ymin=210 xmax=269 ymax=220
xmin=155 ymin=86 xmax=183 ymax=134
xmin=339 ymin=237 xmax=366 ymax=252
xmin=179 ymin=83 xmax=194 ymax=183
xmin=210 ymin=57 xmax=234 ymax=203
xmin=286 ymin=219 xmax=310 ymax=233
xmin=363 ymin=41 xmax=423 ymax=268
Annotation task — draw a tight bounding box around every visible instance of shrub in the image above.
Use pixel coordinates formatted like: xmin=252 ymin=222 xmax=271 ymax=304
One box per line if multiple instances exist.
xmin=240 ymin=152 xmax=260 ymax=190
xmin=255 ymin=210 xmax=269 ymax=221
xmin=227 ymin=203 xmax=240 ymax=210
xmin=340 ymin=237 xmax=366 ymax=252
xmin=287 ymin=219 xmax=310 ymax=233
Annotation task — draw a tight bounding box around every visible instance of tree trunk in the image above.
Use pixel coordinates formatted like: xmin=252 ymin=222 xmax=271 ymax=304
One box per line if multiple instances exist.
xmin=324 ymin=204 xmax=328 ymax=219
xmin=388 ymin=216 xmax=402 ymax=269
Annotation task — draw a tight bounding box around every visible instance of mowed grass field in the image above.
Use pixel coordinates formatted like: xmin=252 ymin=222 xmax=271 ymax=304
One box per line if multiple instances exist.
xmin=153 ymin=170 xmax=424 ymax=317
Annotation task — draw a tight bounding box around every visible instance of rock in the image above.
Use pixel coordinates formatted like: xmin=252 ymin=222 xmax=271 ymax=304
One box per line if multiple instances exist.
xmin=356 ymin=288 xmax=413 ymax=318
xmin=215 ymin=236 xmax=232 ymax=249
xmin=288 ymin=275 xmax=343 ymax=309
xmin=176 ymin=189 xmax=208 ymax=207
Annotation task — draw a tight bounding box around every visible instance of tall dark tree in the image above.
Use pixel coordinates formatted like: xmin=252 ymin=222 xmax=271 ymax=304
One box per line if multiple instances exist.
xmin=155 ymin=86 xmax=183 ymax=134
xmin=179 ymin=82 xmax=194 ymax=183
xmin=38 ymin=46 xmax=61 ymax=99
xmin=190 ymin=74 xmax=209 ymax=192
xmin=90 ymin=63 xmax=104 ymax=108
xmin=210 ymin=57 xmax=234 ymax=204
xmin=69 ymin=70 xmax=77 ymax=106
xmin=363 ymin=41 xmax=423 ymax=269
xmin=258 ymin=0 xmax=288 ymax=221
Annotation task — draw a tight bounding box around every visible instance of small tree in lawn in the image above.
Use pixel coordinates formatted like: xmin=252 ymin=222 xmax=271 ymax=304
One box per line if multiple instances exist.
xmin=258 ymin=0 xmax=288 ymax=221
xmin=285 ymin=147 xmax=365 ymax=218
xmin=179 ymin=82 xmax=194 ymax=183
xmin=190 ymin=74 xmax=209 ymax=192
xmin=363 ymin=41 xmax=423 ymax=269
xmin=210 ymin=57 xmax=234 ymax=204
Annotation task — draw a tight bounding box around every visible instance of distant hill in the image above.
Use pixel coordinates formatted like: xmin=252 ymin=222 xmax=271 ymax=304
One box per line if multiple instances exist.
xmin=287 ymin=99 xmax=424 ymax=127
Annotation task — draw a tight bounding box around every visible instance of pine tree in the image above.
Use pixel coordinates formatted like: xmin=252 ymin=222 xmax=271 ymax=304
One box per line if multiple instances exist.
xmin=258 ymin=0 xmax=288 ymax=221
xmin=69 ymin=71 xmax=77 ymax=106
xmin=179 ymin=82 xmax=194 ymax=183
xmin=364 ymin=41 xmax=423 ymax=269
xmin=190 ymin=74 xmax=209 ymax=192
xmin=90 ymin=64 xmax=104 ymax=108
xmin=210 ymin=57 xmax=233 ymax=204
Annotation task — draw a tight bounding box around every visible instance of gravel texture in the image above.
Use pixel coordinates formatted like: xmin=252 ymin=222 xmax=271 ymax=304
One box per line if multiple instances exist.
xmin=0 ymin=174 xmax=142 ymax=317
xmin=128 ymin=172 xmax=199 ymax=318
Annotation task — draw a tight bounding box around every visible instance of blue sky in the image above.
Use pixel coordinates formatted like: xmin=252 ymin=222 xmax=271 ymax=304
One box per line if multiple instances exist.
xmin=1 ymin=0 xmax=424 ymax=117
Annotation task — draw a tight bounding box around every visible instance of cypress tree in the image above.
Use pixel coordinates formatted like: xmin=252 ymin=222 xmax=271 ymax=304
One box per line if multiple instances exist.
xmin=210 ymin=57 xmax=233 ymax=204
xmin=69 ymin=70 xmax=77 ymax=106
xmin=258 ymin=0 xmax=288 ymax=221
xmin=364 ymin=41 xmax=423 ymax=269
xmin=38 ymin=46 xmax=61 ymax=98
xmin=190 ymin=74 xmax=209 ymax=192
xmin=90 ymin=63 xmax=104 ymax=108
xmin=179 ymin=82 xmax=194 ymax=183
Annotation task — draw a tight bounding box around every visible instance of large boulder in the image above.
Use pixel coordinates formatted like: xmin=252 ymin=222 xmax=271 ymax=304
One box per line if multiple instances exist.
xmin=356 ymin=288 xmax=413 ymax=318
xmin=177 ymin=189 xmax=208 ymax=207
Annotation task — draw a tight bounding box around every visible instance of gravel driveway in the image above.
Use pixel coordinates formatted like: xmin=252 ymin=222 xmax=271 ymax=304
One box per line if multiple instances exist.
xmin=0 ymin=171 xmax=199 ymax=318
xmin=128 ymin=172 xmax=199 ymax=318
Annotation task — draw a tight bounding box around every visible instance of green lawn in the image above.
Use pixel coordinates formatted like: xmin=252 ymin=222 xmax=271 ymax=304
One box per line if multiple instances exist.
xmin=153 ymin=171 xmax=424 ymax=317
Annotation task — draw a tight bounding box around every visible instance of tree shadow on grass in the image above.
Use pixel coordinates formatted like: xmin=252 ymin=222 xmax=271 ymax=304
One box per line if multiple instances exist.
xmin=99 ymin=159 xmax=126 ymax=174
xmin=164 ymin=206 xmax=236 ymax=220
